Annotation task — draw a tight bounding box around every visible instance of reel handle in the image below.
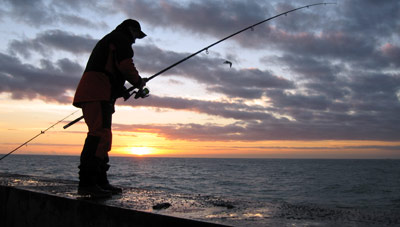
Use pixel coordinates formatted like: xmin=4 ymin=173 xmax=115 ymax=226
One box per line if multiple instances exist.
xmin=123 ymin=86 xmax=150 ymax=101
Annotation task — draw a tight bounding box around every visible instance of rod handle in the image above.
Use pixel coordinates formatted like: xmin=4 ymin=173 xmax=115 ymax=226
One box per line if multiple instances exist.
xmin=63 ymin=116 xmax=84 ymax=129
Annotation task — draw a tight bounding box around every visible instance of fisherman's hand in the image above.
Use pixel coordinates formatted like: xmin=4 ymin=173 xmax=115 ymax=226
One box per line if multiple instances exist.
xmin=134 ymin=76 xmax=147 ymax=89
xmin=134 ymin=78 xmax=149 ymax=99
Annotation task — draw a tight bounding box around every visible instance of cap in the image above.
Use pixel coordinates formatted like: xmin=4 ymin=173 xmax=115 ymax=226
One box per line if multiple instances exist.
xmin=117 ymin=19 xmax=147 ymax=39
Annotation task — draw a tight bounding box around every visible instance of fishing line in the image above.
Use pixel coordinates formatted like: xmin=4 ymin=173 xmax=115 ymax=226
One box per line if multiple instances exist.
xmin=0 ymin=110 xmax=80 ymax=161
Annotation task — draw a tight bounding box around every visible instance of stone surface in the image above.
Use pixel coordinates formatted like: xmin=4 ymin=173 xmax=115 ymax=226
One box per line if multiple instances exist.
xmin=0 ymin=173 xmax=228 ymax=227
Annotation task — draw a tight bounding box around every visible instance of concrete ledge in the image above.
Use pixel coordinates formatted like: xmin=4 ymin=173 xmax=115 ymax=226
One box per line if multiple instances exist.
xmin=0 ymin=185 xmax=226 ymax=227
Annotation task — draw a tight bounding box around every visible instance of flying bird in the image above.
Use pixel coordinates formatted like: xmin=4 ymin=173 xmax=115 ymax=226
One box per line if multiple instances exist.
xmin=223 ymin=60 xmax=232 ymax=68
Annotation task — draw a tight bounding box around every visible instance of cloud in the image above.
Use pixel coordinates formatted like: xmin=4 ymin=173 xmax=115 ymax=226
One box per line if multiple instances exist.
xmin=337 ymin=0 xmax=400 ymax=37
xmin=0 ymin=52 xmax=81 ymax=103
xmin=59 ymin=14 xmax=109 ymax=29
xmin=1 ymin=0 xmax=53 ymax=26
xmin=112 ymin=117 xmax=400 ymax=141
xmin=115 ymin=0 xmax=272 ymax=38
xmin=1 ymin=0 xmax=112 ymax=28
xmin=118 ymin=85 xmax=400 ymax=141
xmin=2 ymin=26 xmax=294 ymax=104
xmin=124 ymin=95 xmax=276 ymax=121
xmin=9 ymin=30 xmax=97 ymax=58
xmin=381 ymin=43 xmax=400 ymax=67
xmin=119 ymin=0 xmax=398 ymax=72
xmin=134 ymin=44 xmax=295 ymax=99
xmin=116 ymin=1 xmax=342 ymax=51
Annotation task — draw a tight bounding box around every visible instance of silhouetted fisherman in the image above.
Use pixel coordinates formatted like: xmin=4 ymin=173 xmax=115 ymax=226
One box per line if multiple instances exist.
xmin=73 ymin=19 xmax=147 ymax=198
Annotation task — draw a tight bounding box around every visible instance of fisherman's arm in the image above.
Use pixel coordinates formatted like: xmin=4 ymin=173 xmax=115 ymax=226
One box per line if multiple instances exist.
xmin=118 ymin=58 xmax=145 ymax=88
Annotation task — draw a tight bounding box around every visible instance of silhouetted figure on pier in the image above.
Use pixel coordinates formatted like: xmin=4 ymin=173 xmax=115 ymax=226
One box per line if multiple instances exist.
xmin=73 ymin=19 xmax=147 ymax=198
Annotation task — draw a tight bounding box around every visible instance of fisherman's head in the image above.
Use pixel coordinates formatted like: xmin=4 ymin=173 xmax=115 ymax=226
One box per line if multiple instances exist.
xmin=116 ymin=19 xmax=146 ymax=43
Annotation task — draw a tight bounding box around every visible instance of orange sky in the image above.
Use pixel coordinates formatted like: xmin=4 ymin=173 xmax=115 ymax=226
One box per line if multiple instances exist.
xmin=1 ymin=97 xmax=399 ymax=159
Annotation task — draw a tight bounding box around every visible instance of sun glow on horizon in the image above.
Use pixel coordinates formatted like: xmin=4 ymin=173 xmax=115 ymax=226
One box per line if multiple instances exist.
xmin=129 ymin=146 xmax=153 ymax=156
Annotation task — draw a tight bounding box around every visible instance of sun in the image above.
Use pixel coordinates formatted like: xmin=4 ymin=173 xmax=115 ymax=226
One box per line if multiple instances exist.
xmin=129 ymin=147 xmax=153 ymax=156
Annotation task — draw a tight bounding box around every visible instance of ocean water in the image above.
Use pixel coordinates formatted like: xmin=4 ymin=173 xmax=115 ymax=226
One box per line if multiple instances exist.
xmin=1 ymin=155 xmax=399 ymax=226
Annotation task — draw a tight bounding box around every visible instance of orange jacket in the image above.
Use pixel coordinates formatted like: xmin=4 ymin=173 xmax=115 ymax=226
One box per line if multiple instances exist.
xmin=73 ymin=30 xmax=141 ymax=107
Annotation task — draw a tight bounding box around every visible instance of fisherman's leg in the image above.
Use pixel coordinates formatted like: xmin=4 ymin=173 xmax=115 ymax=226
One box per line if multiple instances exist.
xmin=78 ymin=135 xmax=101 ymax=187
xmin=78 ymin=102 xmax=111 ymax=197
xmin=97 ymin=152 xmax=122 ymax=194
xmin=95 ymin=101 xmax=122 ymax=194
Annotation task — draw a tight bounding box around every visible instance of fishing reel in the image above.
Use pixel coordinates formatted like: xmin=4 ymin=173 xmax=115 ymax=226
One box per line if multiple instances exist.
xmin=134 ymin=86 xmax=150 ymax=99
xmin=123 ymin=86 xmax=150 ymax=101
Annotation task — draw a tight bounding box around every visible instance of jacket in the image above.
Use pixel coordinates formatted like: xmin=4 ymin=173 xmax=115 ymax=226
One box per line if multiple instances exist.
xmin=73 ymin=29 xmax=141 ymax=107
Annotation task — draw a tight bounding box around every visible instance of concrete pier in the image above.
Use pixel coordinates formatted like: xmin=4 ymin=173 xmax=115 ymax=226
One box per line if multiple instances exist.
xmin=0 ymin=173 xmax=228 ymax=227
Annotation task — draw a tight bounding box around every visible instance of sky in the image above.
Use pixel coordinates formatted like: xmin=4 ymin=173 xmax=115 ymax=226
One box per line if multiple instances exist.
xmin=0 ymin=0 xmax=399 ymax=158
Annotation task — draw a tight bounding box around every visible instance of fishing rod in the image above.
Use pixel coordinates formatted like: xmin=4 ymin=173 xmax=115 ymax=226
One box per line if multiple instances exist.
xmin=64 ymin=2 xmax=335 ymax=129
xmin=0 ymin=110 xmax=80 ymax=161
xmin=146 ymin=2 xmax=335 ymax=82
xmin=122 ymin=2 xmax=335 ymax=99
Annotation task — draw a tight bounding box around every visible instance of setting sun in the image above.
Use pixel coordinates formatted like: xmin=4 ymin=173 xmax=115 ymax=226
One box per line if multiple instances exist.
xmin=129 ymin=147 xmax=153 ymax=156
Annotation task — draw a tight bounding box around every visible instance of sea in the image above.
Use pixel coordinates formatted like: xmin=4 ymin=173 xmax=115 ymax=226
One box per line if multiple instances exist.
xmin=1 ymin=155 xmax=399 ymax=226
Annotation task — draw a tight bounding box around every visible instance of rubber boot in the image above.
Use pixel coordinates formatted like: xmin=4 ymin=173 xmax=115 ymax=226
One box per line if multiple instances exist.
xmin=98 ymin=161 xmax=122 ymax=195
xmin=78 ymin=136 xmax=112 ymax=198
xmin=77 ymin=181 xmax=112 ymax=198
